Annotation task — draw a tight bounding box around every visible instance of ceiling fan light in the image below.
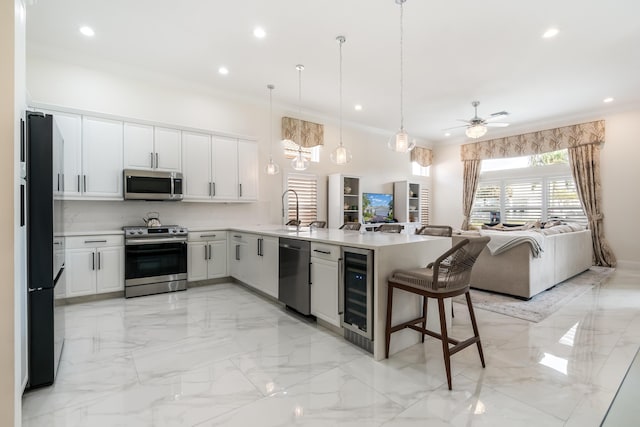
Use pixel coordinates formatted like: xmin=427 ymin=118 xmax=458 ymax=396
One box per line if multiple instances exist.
xmin=330 ymin=145 xmax=352 ymax=165
xmin=466 ymin=124 xmax=487 ymax=139
xmin=388 ymin=130 xmax=415 ymax=153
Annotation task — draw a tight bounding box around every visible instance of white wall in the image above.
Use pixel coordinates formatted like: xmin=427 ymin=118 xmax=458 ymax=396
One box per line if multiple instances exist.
xmin=26 ymin=55 xmax=430 ymax=231
xmin=432 ymin=110 xmax=640 ymax=269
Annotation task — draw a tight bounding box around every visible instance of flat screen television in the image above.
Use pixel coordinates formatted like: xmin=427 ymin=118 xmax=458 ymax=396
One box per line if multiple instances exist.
xmin=362 ymin=193 xmax=394 ymax=223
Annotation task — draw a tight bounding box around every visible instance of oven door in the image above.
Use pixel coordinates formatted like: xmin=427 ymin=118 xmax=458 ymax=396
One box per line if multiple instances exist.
xmin=125 ymin=239 xmax=187 ymax=286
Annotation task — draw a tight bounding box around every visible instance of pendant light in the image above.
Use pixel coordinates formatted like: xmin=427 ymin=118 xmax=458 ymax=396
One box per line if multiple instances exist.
xmin=330 ymin=35 xmax=352 ymax=165
xmin=264 ymin=84 xmax=280 ymax=175
xmin=388 ymin=0 xmax=415 ymax=153
xmin=291 ymin=64 xmax=309 ymax=171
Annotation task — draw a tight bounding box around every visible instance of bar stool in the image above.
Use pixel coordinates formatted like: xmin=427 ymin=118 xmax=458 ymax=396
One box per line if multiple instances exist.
xmin=308 ymin=221 xmax=326 ymax=228
xmin=385 ymin=236 xmax=490 ymax=389
xmin=416 ymin=225 xmax=453 ymax=237
xmin=376 ymin=224 xmax=403 ymax=233
xmin=339 ymin=222 xmax=361 ymax=231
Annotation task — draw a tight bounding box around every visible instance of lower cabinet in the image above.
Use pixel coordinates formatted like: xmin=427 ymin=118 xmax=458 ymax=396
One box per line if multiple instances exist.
xmin=65 ymin=235 xmax=124 ymax=298
xmin=310 ymin=242 xmax=341 ymax=327
xmin=187 ymin=231 xmax=227 ymax=281
xmin=228 ymin=232 xmax=278 ymax=298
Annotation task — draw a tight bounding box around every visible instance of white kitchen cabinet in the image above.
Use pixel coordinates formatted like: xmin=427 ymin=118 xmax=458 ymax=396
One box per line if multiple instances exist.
xmin=124 ymin=124 xmax=182 ymax=172
xmin=394 ymin=181 xmax=421 ymax=224
xmin=65 ymin=235 xmax=124 ymax=298
xmin=81 ymin=116 xmax=124 ymax=198
xmin=228 ymin=232 xmax=278 ymax=298
xmin=187 ymin=231 xmax=227 ymax=281
xmin=42 ymin=110 xmax=82 ymax=197
xmin=182 ymin=131 xmax=212 ymax=200
xmin=238 ymin=139 xmax=258 ymax=201
xmin=212 ymin=137 xmax=239 ymax=200
xmin=310 ymin=242 xmax=341 ymax=327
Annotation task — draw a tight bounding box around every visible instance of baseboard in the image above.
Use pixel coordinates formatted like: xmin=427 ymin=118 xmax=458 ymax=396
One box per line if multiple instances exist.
xmin=616 ymin=260 xmax=640 ymax=271
xmin=187 ymin=277 xmax=233 ymax=288
xmin=59 ymin=291 xmax=124 ymax=305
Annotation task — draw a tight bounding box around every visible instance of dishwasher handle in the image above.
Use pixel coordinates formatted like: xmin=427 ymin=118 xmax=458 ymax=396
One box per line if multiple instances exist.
xmin=280 ymin=243 xmax=302 ymax=251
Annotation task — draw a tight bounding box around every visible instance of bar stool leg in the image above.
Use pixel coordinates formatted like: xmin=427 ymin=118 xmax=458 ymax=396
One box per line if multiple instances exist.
xmin=385 ymin=284 xmax=394 ymax=358
xmin=437 ymin=297 xmax=453 ymax=390
xmin=466 ymin=291 xmax=485 ymax=368
xmin=421 ymin=296 xmax=428 ymax=343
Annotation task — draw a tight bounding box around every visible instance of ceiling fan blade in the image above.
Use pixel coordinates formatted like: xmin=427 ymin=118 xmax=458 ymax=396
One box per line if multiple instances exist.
xmin=456 ymin=119 xmax=472 ymax=124
xmin=485 ymin=122 xmax=510 ymax=127
xmin=442 ymin=125 xmax=468 ymax=130
xmin=485 ymin=112 xmax=509 ymax=121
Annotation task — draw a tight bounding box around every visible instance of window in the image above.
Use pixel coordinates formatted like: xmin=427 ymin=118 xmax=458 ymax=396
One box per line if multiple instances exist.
xmin=285 ymin=173 xmax=318 ymax=225
xmin=470 ymin=149 xmax=587 ymax=226
xmin=412 ymin=162 xmax=430 ymax=177
xmin=282 ymin=140 xmax=320 ymax=163
xmin=420 ymin=187 xmax=430 ymax=226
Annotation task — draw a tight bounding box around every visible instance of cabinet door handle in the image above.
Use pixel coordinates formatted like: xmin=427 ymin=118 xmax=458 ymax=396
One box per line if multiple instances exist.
xmin=57 ymin=173 xmax=60 ymax=191
xmin=200 ymin=234 xmax=216 ymax=238
xmin=97 ymin=252 xmax=101 ymax=270
xmin=150 ymin=152 xmax=154 ymax=168
xmin=233 ymin=234 xmax=242 ymax=238
xmin=92 ymin=252 xmax=95 ymax=271
xmin=208 ymin=244 xmax=212 ymax=260
xmin=338 ymin=258 xmax=344 ymax=315
xmin=77 ymin=175 xmax=81 ymax=192
xmin=155 ymin=153 xmax=159 ymax=168
xmin=208 ymin=182 xmax=212 ymax=197
xmin=239 ymin=183 xmax=242 ymax=197
xmin=62 ymin=173 xmax=65 ymax=191
xmin=235 ymin=244 xmax=240 ymax=261
xmin=204 ymin=245 xmax=208 ymax=260
xmin=313 ymin=249 xmax=331 ymax=255
xmin=257 ymin=238 xmax=262 ymax=256
xmin=83 ymin=175 xmax=87 ymax=192
xmin=212 ymin=182 xmax=216 ymax=197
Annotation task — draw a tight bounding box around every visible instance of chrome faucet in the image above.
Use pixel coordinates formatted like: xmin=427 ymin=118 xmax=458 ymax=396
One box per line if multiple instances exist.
xmin=281 ymin=189 xmax=300 ymax=230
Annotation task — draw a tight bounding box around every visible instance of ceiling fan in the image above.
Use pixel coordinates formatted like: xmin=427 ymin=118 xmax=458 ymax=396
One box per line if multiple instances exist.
xmin=446 ymin=101 xmax=510 ymax=139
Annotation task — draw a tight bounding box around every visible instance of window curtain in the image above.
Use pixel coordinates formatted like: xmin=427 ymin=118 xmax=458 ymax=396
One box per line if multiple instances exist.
xmin=568 ymin=144 xmax=616 ymax=267
xmin=410 ymin=146 xmax=433 ymax=167
xmin=281 ymin=117 xmax=324 ymax=148
xmin=461 ymin=159 xmax=481 ymax=230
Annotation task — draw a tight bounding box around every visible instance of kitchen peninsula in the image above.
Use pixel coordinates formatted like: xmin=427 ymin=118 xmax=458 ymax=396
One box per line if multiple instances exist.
xmin=200 ymin=225 xmax=452 ymax=361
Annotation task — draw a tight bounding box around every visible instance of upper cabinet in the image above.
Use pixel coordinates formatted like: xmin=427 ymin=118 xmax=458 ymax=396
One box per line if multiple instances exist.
xmin=81 ymin=116 xmax=124 ymax=198
xmin=182 ymin=134 xmax=258 ymax=202
xmin=124 ymin=123 xmax=181 ymax=172
xmin=43 ymin=110 xmax=82 ymax=197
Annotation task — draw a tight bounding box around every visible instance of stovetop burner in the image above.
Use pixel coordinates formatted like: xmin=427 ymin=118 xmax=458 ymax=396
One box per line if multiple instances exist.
xmin=123 ymin=225 xmax=188 ymax=238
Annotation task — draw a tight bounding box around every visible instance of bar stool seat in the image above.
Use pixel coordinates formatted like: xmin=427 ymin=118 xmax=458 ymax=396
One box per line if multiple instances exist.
xmin=385 ymin=235 xmax=490 ymax=389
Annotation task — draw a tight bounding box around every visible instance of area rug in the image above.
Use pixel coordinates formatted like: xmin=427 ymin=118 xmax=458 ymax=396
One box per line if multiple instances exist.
xmin=454 ymin=266 xmax=615 ymax=323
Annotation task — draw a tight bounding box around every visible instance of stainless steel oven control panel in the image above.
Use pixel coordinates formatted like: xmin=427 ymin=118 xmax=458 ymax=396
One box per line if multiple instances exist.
xmin=123 ymin=225 xmax=188 ymax=238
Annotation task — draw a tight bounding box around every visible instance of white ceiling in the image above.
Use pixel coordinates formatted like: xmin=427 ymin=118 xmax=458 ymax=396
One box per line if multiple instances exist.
xmin=25 ymin=0 xmax=640 ymax=144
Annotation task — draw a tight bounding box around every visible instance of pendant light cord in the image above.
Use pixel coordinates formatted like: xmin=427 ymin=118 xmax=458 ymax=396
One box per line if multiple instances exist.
xmin=268 ymin=84 xmax=274 ymax=159
xmin=399 ymin=0 xmax=404 ymax=132
xmin=339 ymin=37 xmax=344 ymax=147
xmin=296 ymin=65 xmax=304 ymax=155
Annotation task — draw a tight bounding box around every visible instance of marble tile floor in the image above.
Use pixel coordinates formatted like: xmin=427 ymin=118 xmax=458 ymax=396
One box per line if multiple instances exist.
xmin=22 ymin=269 xmax=640 ymax=426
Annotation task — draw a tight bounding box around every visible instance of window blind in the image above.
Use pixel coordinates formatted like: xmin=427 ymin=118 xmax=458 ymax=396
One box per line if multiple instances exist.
xmin=286 ymin=174 xmax=318 ymax=225
xmin=470 ymin=182 xmax=500 ymax=224
xmin=420 ymin=188 xmax=430 ymax=226
xmin=547 ymin=177 xmax=587 ymax=225
xmin=504 ymin=179 xmax=543 ymax=223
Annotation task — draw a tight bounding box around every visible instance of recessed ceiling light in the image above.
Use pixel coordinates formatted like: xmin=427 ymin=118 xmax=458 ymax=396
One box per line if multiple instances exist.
xmin=79 ymin=26 xmax=95 ymax=37
xmin=354 ymin=104 xmax=363 ymax=111
xmin=218 ymin=66 xmax=229 ymax=75
xmin=253 ymin=27 xmax=266 ymax=39
xmin=444 ymin=132 xmax=451 ymax=137
xmin=542 ymin=28 xmax=559 ymax=38
xmin=603 ymin=97 xmax=614 ymax=103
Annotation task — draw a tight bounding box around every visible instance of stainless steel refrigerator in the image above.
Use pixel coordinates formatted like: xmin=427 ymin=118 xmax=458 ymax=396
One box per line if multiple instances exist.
xmin=25 ymin=111 xmax=65 ymax=389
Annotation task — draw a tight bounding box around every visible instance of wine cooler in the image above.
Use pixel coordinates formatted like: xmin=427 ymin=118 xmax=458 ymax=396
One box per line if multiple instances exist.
xmin=340 ymin=247 xmax=373 ymax=352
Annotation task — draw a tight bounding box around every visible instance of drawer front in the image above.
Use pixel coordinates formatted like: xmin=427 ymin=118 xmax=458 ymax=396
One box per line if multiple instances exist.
xmin=188 ymin=230 xmax=227 ymax=242
xmin=66 ymin=235 xmax=124 ymax=249
xmin=310 ymin=242 xmax=340 ymax=262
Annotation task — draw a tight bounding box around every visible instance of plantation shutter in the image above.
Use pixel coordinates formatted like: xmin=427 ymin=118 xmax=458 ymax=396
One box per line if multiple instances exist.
xmin=547 ymin=176 xmax=587 ymax=225
xmin=470 ymin=181 xmax=500 ymax=225
xmin=420 ymin=188 xmax=430 ymax=226
xmin=504 ymin=179 xmax=542 ymax=223
xmin=286 ymin=174 xmax=318 ymax=225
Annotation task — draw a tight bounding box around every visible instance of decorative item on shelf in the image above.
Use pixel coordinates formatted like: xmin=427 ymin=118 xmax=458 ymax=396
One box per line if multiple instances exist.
xmin=330 ymin=35 xmax=352 ymax=165
xmin=344 ymin=202 xmax=350 ymax=210
xmin=264 ymin=84 xmax=280 ymax=175
xmin=388 ymin=0 xmax=415 ymax=153
xmin=291 ymin=64 xmax=309 ymax=171
xmin=409 ymin=190 xmax=415 ymax=197
xmin=344 ymin=185 xmax=352 ymax=194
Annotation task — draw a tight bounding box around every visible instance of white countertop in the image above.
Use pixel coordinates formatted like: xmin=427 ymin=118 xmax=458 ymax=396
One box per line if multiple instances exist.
xmin=60 ymin=230 xmax=124 ymax=237
xmin=226 ymin=225 xmax=444 ymax=250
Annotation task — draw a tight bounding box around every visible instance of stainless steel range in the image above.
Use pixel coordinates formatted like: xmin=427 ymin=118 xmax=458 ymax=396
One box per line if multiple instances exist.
xmin=123 ymin=225 xmax=188 ymax=298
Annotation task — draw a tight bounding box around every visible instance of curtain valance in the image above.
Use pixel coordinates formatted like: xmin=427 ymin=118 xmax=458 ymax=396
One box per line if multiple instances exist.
xmin=460 ymin=120 xmax=605 ymax=161
xmin=281 ymin=117 xmax=324 ymax=148
xmin=410 ymin=146 xmax=433 ymax=167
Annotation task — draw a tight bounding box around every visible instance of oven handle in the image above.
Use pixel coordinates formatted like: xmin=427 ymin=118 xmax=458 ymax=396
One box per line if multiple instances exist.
xmin=125 ymin=237 xmax=187 ymax=245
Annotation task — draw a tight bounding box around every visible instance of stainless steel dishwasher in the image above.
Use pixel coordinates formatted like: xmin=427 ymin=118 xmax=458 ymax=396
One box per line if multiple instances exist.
xmin=278 ymin=238 xmax=311 ymax=315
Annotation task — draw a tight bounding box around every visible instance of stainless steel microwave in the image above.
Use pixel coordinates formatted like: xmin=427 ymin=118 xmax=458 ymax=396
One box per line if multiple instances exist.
xmin=123 ymin=169 xmax=183 ymax=201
